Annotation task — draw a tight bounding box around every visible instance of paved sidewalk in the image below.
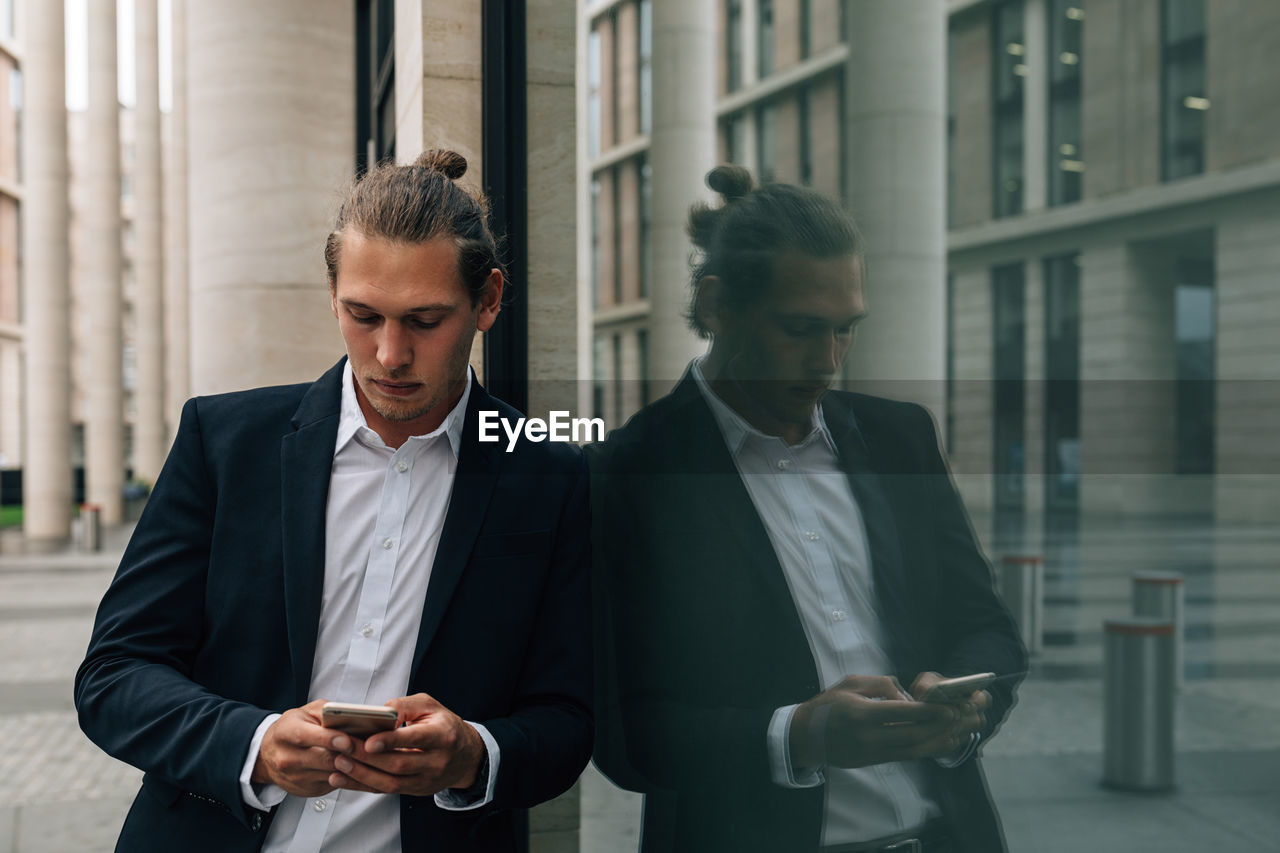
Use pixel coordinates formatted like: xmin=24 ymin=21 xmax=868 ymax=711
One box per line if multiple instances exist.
xmin=3 ymin=515 xmax=1278 ymax=851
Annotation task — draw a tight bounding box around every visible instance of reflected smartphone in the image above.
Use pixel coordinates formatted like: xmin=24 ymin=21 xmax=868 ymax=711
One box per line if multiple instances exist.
xmin=920 ymin=672 xmax=996 ymax=704
xmin=321 ymin=702 xmax=398 ymax=737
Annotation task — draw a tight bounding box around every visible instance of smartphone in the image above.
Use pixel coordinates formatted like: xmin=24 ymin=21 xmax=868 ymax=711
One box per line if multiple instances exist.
xmin=920 ymin=672 xmax=996 ymax=704
xmin=321 ymin=702 xmax=398 ymax=737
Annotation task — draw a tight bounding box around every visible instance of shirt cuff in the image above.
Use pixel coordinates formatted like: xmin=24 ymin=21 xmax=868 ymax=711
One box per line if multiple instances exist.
xmin=935 ymin=732 xmax=981 ymax=768
xmin=434 ymin=722 xmax=500 ymax=811
xmin=239 ymin=713 xmax=288 ymax=810
xmin=767 ymin=704 xmax=824 ymax=789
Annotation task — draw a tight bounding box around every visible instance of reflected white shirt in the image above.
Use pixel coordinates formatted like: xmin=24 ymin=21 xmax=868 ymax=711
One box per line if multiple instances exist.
xmin=691 ymin=360 xmax=941 ymax=846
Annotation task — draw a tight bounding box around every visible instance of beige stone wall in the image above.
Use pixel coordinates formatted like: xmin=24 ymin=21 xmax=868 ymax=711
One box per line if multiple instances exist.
xmin=1206 ymin=0 xmax=1280 ymax=173
xmin=1081 ymin=0 xmax=1161 ymax=199
xmin=1215 ymin=196 xmax=1280 ymax=522
xmin=774 ymin=0 xmax=801 ymax=71
xmin=617 ymin=160 xmax=641 ymax=303
xmin=615 ymin=1 xmax=639 ymax=143
xmin=773 ymin=94 xmax=800 ymax=184
xmin=810 ymin=0 xmax=841 ymax=55
xmin=596 ymin=170 xmax=617 ymax=309
xmin=808 ymin=76 xmax=841 ymax=200
xmin=948 ymin=266 xmax=995 ymax=513
xmin=950 ymin=10 xmax=992 ymax=228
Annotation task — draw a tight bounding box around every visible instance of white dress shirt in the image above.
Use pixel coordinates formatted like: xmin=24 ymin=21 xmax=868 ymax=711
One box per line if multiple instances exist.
xmin=691 ymin=360 xmax=942 ymax=847
xmin=238 ymin=362 xmax=499 ymax=853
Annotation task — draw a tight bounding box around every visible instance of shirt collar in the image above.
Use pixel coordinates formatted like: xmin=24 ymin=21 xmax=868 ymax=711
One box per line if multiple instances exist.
xmin=689 ymin=357 xmax=835 ymax=456
xmin=336 ymin=359 xmax=472 ymax=458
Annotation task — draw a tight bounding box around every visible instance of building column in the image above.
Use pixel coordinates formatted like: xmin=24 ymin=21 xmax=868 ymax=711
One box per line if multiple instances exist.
xmin=648 ymin=0 xmax=715 ymax=389
xmin=133 ymin=0 xmax=166 ymax=480
xmin=19 ymin=0 xmax=73 ymax=539
xmin=83 ymin=0 xmax=126 ymax=524
xmin=186 ymin=0 xmax=352 ymax=395
xmin=1078 ymin=243 xmax=1184 ymax=516
xmin=1021 ymin=0 xmax=1048 ymax=213
xmin=164 ymin=0 xmax=190 ymax=433
xmin=842 ymin=0 xmax=947 ymax=418
xmin=1215 ymin=201 xmax=1280 ymax=523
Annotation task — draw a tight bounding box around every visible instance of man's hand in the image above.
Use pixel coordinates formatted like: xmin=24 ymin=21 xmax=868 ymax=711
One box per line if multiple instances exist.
xmin=252 ymin=699 xmax=353 ymax=797
xmin=328 ymin=693 xmax=486 ymax=797
xmin=909 ymin=671 xmax=990 ymax=751
xmin=789 ymin=675 xmax=970 ymax=769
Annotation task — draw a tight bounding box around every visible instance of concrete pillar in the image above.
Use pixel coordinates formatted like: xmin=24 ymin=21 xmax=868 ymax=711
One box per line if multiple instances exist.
xmin=133 ymin=0 xmax=166 ymax=480
xmin=648 ymin=0 xmax=715 ymax=389
xmin=83 ymin=0 xmax=126 ymax=524
xmin=842 ymin=0 xmax=947 ymax=420
xmin=19 ymin=0 xmax=73 ymax=539
xmin=164 ymin=0 xmax=190 ymax=433
xmin=1021 ymin=0 xmax=1048 ymax=213
xmin=525 ymin=0 xmax=579 ymax=421
xmin=949 ymin=266 xmax=995 ymax=515
xmin=186 ymin=0 xmax=352 ymax=395
xmin=1079 ymin=243 xmax=1188 ymax=516
xmin=1215 ymin=199 xmax=1280 ymax=523
xmin=1023 ymin=258 xmax=1046 ymax=540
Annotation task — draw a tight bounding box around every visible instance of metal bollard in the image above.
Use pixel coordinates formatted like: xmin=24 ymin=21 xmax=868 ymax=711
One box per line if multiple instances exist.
xmin=1103 ymin=618 xmax=1176 ymax=792
xmin=1133 ymin=572 xmax=1184 ymax=688
xmin=79 ymin=503 xmax=102 ymax=552
xmin=999 ymin=555 xmax=1044 ymax=655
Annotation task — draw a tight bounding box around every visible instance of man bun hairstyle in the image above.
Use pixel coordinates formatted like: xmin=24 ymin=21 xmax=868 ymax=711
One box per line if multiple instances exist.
xmin=324 ymin=149 xmax=506 ymax=304
xmin=686 ymin=165 xmax=863 ymax=339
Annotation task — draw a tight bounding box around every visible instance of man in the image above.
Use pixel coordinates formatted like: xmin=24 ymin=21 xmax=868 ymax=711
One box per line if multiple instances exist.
xmin=76 ymin=150 xmax=592 ymax=852
xmin=590 ymin=167 xmax=1025 ymax=852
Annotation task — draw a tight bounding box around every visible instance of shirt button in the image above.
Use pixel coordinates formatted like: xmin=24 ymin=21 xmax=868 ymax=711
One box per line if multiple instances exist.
xmin=360 ymin=624 xmax=373 ymax=637
xmin=396 ymin=460 xmax=408 ymax=473
xmin=313 ymin=799 xmax=328 ymax=813
xmin=832 ymin=610 xmax=847 ymax=621
xmin=777 ymin=459 xmax=790 ymax=470
xmin=805 ymin=531 xmax=820 ymax=541
xmin=382 ymin=538 xmax=393 ymax=550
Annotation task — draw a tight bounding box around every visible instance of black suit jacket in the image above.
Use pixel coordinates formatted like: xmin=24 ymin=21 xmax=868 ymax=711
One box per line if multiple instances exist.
xmin=75 ymin=359 xmax=593 ymax=852
xmin=589 ymin=375 xmax=1025 ymax=853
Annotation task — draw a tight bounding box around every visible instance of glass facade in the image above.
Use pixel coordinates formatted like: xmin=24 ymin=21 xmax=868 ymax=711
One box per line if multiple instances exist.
xmin=1161 ymin=0 xmax=1207 ymax=180
xmin=993 ymin=1 xmax=1025 ymax=218
xmin=1043 ymin=254 xmax=1081 ymax=514
xmin=993 ymin=263 xmax=1026 ymax=513
xmin=1048 ymin=1 xmax=1084 ymax=205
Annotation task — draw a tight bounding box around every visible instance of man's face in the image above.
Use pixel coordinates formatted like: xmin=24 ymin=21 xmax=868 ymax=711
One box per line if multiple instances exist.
xmin=715 ymin=252 xmax=866 ymax=436
xmin=331 ymin=231 xmax=500 ymax=442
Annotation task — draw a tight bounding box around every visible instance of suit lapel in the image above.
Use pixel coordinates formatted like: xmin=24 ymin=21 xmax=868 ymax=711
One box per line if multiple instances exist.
xmin=410 ymin=377 xmax=500 ymax=675
xmin=280 ymin=360 xmax=344 ymax=706
xmin=667 ymin=378 xmax=810 ymax=634
xmin=823 ymin=396 xmax=921 ymax=668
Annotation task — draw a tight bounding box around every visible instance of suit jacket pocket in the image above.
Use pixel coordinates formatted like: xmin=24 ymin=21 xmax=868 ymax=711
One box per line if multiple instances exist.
xmin=472 ymin=529 xmax=552 ymax=559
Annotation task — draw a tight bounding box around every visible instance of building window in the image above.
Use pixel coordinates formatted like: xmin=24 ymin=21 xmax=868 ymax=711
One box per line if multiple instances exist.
xmin=727 ymin=0 xmax=745 ymax=91
xmin=993 ymin=1 xmax=1025 ymax=219
xmin=993 ymin=263 xmax=1026 ymax=513
xmin=588 ymin=28 xmax=602 ymax=158
xmin=639 ymin=0 xmax=653 ymax=135
xmin=612 ymin=166 xmax=624 ymax=305
xmin=1161 ymin=0 xmax=1207 ymax=181
xmin=1175 ymin=258 xmax=1215 ymax=474
xmin=757 ymin=102 xmax=777 ymax=183
xmin=356 ymin=0 xmax=395 ymax=172
xmin=1048 ymin=1 xmax=1084 ymax=205
xmin=592 ymin=337 xmax=606 ymax=421
xmin=590 ymin=178 xmax=601 ymax=309
xmin=758 ymin=0 xmax=776 ymax=78
xmin=640 ymin=156 xmax=652 ymax=300
xmin=799 ymin=0 xmax=812 ymax=59
xmin=1043 ymin=254 xmax=1081 ymax=514
xmin=947 ymin=26 xmax=958 ymax=227
xmin=638 ymin=328 xmax=651 ymax=406
xmin=798 ymin=88 xmax=812 ymax=186
xmin=725 ymin=112 xmax=748 ymax=165
xmin=612 ymin=333 xmax=624 ymax=427
xmin=945 ymin=274 xmax=956 ymax=454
